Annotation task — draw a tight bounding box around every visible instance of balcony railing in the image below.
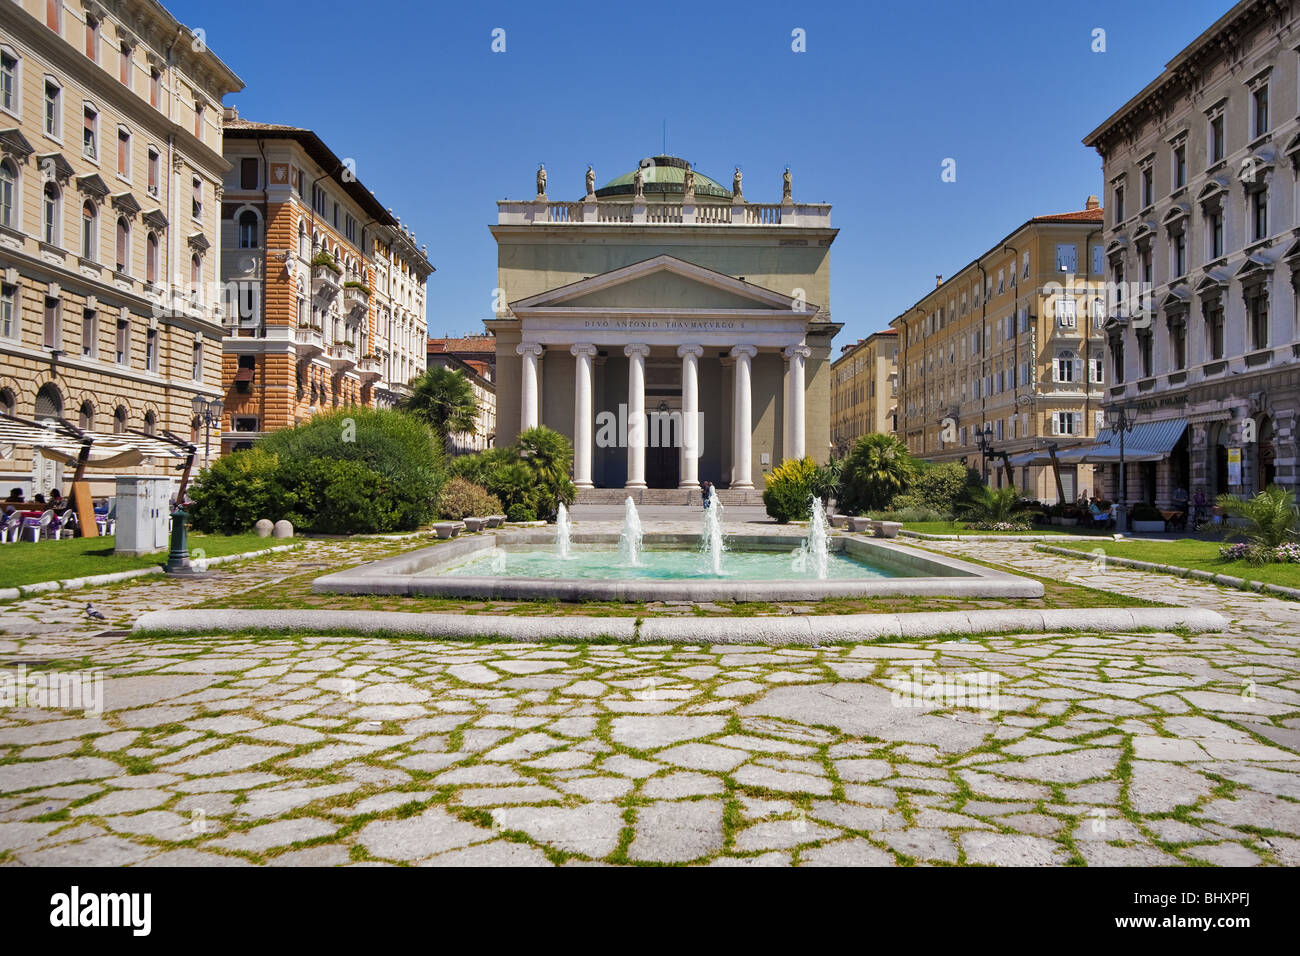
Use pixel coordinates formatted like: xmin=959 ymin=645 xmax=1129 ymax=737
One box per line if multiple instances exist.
xmin=357 ymin=354 xmax=383 ymax=382
xmin=327 ymin=341 xmax=357 ymax=370
xmin=343 ymin=284 xmax=369 ymax=314
xmin=312 ymin=262 xmax=341 ymax=295
xmin=294 ymin=325 xmax=324 ymax=356
xmin=498 ymin=199 xmax=831 ymax=227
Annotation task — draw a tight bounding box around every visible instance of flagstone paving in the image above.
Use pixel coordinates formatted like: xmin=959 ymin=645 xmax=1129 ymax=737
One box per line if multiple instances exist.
xmin=0 ymin=531 xmax=1297 ymax=865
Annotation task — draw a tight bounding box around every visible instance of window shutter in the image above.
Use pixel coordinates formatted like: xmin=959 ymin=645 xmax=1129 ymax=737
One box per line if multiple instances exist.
xmin=1073 ymin=413 xmax=1082 ymax=435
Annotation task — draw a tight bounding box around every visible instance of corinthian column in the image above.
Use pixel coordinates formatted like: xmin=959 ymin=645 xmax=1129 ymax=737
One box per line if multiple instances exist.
xmin=678 ymin=344 xmax=703 ymax=488
xmin=730 ymin=345 xmax=757 ymax=489
xmin=625 ymin=344 xmax=650 ymax=488
xmin=516 ymin=343 xmax=543 ymax=431
xmin=783 ymin=344 xmax=810 ymax=461
xmin=571 ymin=343 xmax=597 ymax=487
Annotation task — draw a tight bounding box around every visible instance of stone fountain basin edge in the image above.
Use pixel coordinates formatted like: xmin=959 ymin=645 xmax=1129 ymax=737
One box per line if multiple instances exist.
xmin=311 ymin=532 xmax=1045 ymax=603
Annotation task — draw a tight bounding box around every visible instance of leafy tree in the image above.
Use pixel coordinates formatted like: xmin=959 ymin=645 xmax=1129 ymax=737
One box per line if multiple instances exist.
xmin=402 ymin=366 xmax=479 ymax=450
xmin=839 ymin=433 xmax=916 ymax=514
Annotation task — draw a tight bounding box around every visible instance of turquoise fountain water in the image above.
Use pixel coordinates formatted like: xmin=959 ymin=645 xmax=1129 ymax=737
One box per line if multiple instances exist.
xmin=792 ymin=496 xmax=831 ymax=580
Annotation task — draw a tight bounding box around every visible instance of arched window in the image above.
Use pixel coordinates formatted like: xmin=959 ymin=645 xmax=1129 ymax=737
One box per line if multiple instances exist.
xmin=298 ymin=220 xmax=307 ymax=259
xmin=115 ymin=216 xmax=129 ymax=273
xmin=143 ymin=409 xmax=156 ymax=435
xmin=113 ymin=405 xmax=127 ymax=433
xmin=237 ymin=209 xmax=259 ymax=248
xmin=42 ymin=181 xmax=60 ymax=244
xmin=0 ymin=159 xmax=15 ymax=229
xmin=0 ymin=387 xmax=14 ymax=417
xmin=78 ymin=400 xmax=93 ymax=430
xmin=81 ymin=200 xmax=96 ymax=259
xmin=190 ymin=253 xmax=201 ymax=304
xmin=1054 ymin=349 xmax=1081 ymax=384
xmin=146 ymin=231 xmax=158 ymax=284
xmin=34 ymin=382 xmax=62 ymax=420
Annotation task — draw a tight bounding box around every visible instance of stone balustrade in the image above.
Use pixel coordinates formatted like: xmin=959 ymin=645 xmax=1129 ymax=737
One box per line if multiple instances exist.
xmin=498 ymin=200 xmax=831 ymax=228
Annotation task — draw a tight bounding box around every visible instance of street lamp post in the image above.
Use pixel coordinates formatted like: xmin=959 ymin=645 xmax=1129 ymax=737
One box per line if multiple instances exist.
xmin=191 ymin=395 xmax=224 ymax=467
xmin=975 ymin=424 xmax=994 ymax=484
xmin=1107 ymin=404 xmax=1138 ymax=533
xmin=167 ymin=396 xmax=223 ymax=575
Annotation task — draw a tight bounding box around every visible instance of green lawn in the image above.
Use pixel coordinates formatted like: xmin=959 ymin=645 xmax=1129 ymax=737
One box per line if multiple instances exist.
xmin=0 ymin=534 xmax=279 ymax=589
xmin=902 ymin=521 xmax=1111 ymax=537
xmin=1048 ymin=539 xmax=1300 ymax=589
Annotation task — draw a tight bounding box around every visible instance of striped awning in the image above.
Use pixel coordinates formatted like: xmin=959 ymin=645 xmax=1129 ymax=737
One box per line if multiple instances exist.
xmin=1005 ymin=419 xmax=1188 ymax=468
xmin=0 ymin=415 xmax=193 ymax=467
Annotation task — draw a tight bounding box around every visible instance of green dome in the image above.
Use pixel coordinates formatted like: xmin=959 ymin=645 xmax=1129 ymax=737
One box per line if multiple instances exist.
xmin=596 ymin=156 xmax=732 ymax=201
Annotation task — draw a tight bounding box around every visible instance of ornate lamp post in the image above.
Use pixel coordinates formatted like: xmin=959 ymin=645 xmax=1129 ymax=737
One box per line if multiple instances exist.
xmin=191 ymin=395 xmax=224 ymax=467
xmin=975 ymin=424 xmax=994 ymax=483
xmin=1107 ymin=404 xmax=1138 ymax=532
xmin=167 ymin=396 xmax=222 ymax=575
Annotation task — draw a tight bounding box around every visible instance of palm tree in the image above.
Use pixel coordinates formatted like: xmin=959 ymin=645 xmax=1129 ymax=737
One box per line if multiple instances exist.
xmin=514 ymin=426 xmax=576 ymax=520
xmin=839 ymin=433 xmax=915 ymax=514
xmin=958 ymin=485 xmax=1029 ymax=525
xmin=1217 ymin=486 xmax=1298 ymax=555
xmin=402 ymin=367 xmax=478 ymax=451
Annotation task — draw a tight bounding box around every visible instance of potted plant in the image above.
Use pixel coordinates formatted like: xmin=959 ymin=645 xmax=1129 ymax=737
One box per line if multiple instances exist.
xmin=1130 ymin=502 xmax=1166 ymax=533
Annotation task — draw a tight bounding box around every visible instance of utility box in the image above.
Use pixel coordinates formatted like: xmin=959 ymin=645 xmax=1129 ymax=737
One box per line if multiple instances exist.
xmin=114 ymin=477 xmax=173 ymax=555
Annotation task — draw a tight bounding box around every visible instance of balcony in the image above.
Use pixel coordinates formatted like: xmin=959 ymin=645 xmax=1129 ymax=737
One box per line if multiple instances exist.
xmin=328 ymin=341 xmax=357 ymax=371
xmin=294 ymin=325 xmax=324 ymax=357
xmin=311 ymin=258 xmax=341 ymax=296
xmin=357 ymin=354 xmax=383 ymax=382
xmin=497 ymin=199 xmax=832 ymax=228
xmin=343 ymin=283 xmax=370 ymax=316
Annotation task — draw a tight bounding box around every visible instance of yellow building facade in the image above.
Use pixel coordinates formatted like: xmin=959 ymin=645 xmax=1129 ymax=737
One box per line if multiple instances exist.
xmin=0 ymin=0 xmax=242 ymax=494
xmin=891 ymin=201 xmax=1108 ymax=503
xmin=830 ymin=329 xmax=897 ymax=452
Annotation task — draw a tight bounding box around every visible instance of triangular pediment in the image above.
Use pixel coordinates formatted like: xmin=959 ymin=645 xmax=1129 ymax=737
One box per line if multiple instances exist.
xmin=511 ymin=254 xmax=818 ymax=313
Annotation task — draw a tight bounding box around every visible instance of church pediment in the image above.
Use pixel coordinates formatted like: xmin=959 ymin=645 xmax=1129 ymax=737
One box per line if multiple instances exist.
xmin=511 ymin=254 xmax=819 ymax=314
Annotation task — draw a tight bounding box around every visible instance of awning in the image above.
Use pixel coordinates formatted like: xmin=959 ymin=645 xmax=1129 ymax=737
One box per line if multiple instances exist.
xmin=1055 ymin=419 xmax=1188 ymax=464
xmin=0 ymin=415 xmax=194 ymax=466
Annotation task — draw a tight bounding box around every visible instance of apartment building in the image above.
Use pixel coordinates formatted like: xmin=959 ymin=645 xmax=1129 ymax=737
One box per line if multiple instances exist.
xmin=891 ymin=200 xmax=1107 ymax=503
xmin=0 ymin=0 xmax=242 ymax=493
xmin=218 ymin=115 xmax=432 ymax=451
xmin=1083 ymin=0 xmax=1300 ymax=504
xmin=830 ymin=328 xmax=897 ymax=452
xmin=427 ymin=335 xmax=496 ymax=453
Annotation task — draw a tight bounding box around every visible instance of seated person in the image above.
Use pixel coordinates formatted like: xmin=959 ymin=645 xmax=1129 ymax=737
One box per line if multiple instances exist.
xmin=48 ymin=489 xmax=66 ymax=511
xmin=4 ymin=487 xmax=23 ymax=504
xmin=1089 ymin=497 xmax=1114 ymax=527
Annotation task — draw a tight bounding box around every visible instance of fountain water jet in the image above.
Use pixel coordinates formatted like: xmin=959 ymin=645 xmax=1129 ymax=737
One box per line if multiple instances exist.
xmin=792 ymin=496 xmax=831 ymax=580
xmin=617 ymin=497 xmax=643 ymax=566
xmin=699 ymin=487 xmax=726 ymax=575
xmin=555 ymin=502 xmax=572 ymax=560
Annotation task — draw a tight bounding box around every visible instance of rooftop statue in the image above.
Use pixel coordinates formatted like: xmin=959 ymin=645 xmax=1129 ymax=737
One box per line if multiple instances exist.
xmin=536 ymin=164 xmax=547 ymax=197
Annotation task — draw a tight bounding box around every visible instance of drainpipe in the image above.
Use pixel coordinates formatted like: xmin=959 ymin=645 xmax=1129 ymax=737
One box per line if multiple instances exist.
xmin=976 ymin=259 xmax=988 ymax=476
xmin=164 ymin=27 xmax=184 ymax=307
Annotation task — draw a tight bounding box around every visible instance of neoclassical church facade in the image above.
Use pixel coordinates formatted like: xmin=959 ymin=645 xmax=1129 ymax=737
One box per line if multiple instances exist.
xmin=486 ymin=156 xmax=840 ymax=494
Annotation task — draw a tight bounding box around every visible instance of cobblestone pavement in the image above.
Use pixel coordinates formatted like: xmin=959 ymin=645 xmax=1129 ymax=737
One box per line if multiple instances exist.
xmin=0 ymin=531 xmax=1297 ymax=866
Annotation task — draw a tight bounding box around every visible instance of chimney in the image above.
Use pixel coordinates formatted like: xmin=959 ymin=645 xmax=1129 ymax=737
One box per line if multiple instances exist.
xmin=1085 ymin=195 xmax=1100 ymax=210
xmin=935 ymin=275 xmax=943 ymax=288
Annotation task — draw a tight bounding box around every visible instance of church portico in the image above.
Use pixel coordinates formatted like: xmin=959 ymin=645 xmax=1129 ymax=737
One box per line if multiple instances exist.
xmin=487 ymin=158 xmax=841 ymax=491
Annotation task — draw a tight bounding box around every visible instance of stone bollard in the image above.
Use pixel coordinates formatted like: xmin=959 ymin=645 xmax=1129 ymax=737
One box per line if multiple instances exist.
xmin=254 ymin=518 xmax=274 ymax=538
xmin=272 ymin=519 xmax=294 ymax=539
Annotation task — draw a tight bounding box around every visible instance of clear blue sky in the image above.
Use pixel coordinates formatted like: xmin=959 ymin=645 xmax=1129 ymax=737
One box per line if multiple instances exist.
xmin=168 ymin=0 xmax=1233 ymax=345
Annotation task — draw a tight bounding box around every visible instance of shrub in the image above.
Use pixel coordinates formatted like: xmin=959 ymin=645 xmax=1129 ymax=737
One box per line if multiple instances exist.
xmin=957 ymin=486 xmax=1031 ymax=526
xmin=762 ymin=457 xmax=819 ymax=523
xmin=1217 ymin=486 xmax=1299 ymax=550
xmin=839 ymin=433 xmax=916 ymax=515
xmin=866 ymin=506 xmax=949 ymax=523
xmin=906 ymin=461 xmax=980 ymax=513
xmin=188 ymin=447 xmax=282 ymax=535
xmin=437 ymin=477 xmax=502 ymax=520
xmin=259 ymin=407 xmax=445 ymax=532
xmin=506 ymin=502 xmax=537 ymax=522
xmin=277 ymin=457 xmax=391 ymax=534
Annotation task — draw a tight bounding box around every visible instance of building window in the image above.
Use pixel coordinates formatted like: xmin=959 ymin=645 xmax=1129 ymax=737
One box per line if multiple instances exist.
xmin=1056 ymin=295 xmax=1077 ymax=328
xmin=78 ymin=400 xmax=93 ymax=430
xmin=147 ymin=147 xmax=159 ymax=196
xmin=1253 ymin=84 xmax=1269 ymax=138
xmin=117 ymin=127 xmax=130 ymax=178
xmin=1248 ymin=293 xmax=1269 ymax=350
xmin=192 ymin=177 xmax=202 ymax=219
xmin=1138 ymin=330 xmax=1154 ymax=378
xmin=80 ymin=200 xmax=96 ymax=258
xmin=1209 ymin=113 xmax=1225 ymax=163
xmin=115 ymin=217 xmax=129 ymax=273
xmin=0 ymin=159 xmax=12 ymax=229
xmin=1055 ymin=243 xmax=1077 ymax=272
xmin=1208 ymin=209 xmax=1224 ymax=259
xmin=44 ymin=79 xmax=60 ymax=137
xmin=1053 ymin=412 xmax=1081 ymax=436
xmin=1206 ymin=303 xmax=1225 ymax=360
xmin=149 ymin=68 xmax=161 ymax=109
xmin=0 ymin=49 xmax=16 ymax=114
xmin=1170 ymin=321 xmax=1187 ymax=370
xmin=193 ymin=102 xmax=203 ymax=141
xmin=118 ymin=42 xmax=131 ymax=87
xmin=1110 ymin=337 xmax=1125 ymax=384
xmin=82 ymin=104 xmax=97 ymax=159
xmin=1054 ymin=350 xmax=1080 ymax=383
xmin=345 ymin=214 xmax=356 ymax=244
xmin=1140 ymin=165 xmax=1153 ymax=207
xmin=146 ymin=231 xmax=158 ymax=284
xmin=43 ymin=296 xmax=60 ymax=348
xmin=81 ymin=308 xmax=96 ymax=358
xmin=42 ymin=182 xmax=60 ymax=244
xmin=192 ymin=340 xmax=203 ymax=380
xmin=0 ymin=283 xmax=15 ymax=339
xmin=143 ymin=410 xmax=156 ymax=435
xmin=1173 ymin=142 xmax=1186 ymax=189
xmin=1140 ymin=246 xmax=1153 ymax=284
xmin=1113 ymin=183 xmax=1125 ymax=221
xmin=1252 ymin=188 xmax=1268 ymax=241
xmin=237 ymin=210 xmax=259 ymax=248
xmin=113 ymin=406 xmax=126 ymax=433
xmin=46 ymin=0 xmax=61 ymax=32
xmin=240 ymin=158 xmax=258 ymax=189
xmin=312 ymin=184 xmax=326 ymax=215
xmin=84 ymin=14 xmax=99 ymax=61
xmin=115 ymin=317 xmax=129 ymax=364
xmin=1089 ymin=355 xmax=1104 ymax=383
xmin=1172 ymin=231 xmax=1186 ymax=278
xmin=145 ymin=328 xmax=157 ymax=371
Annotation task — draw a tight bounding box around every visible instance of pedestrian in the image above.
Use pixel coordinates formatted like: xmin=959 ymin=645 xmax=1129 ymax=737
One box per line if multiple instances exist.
xmin=700 ymin=479 xmax=714 ymax=509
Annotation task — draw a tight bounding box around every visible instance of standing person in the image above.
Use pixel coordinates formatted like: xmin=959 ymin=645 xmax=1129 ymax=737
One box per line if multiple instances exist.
xmin=700 ymin=479 xmax=714 ymax=509
xmin=1192 ymin=487 xmax=1208 ymax=530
